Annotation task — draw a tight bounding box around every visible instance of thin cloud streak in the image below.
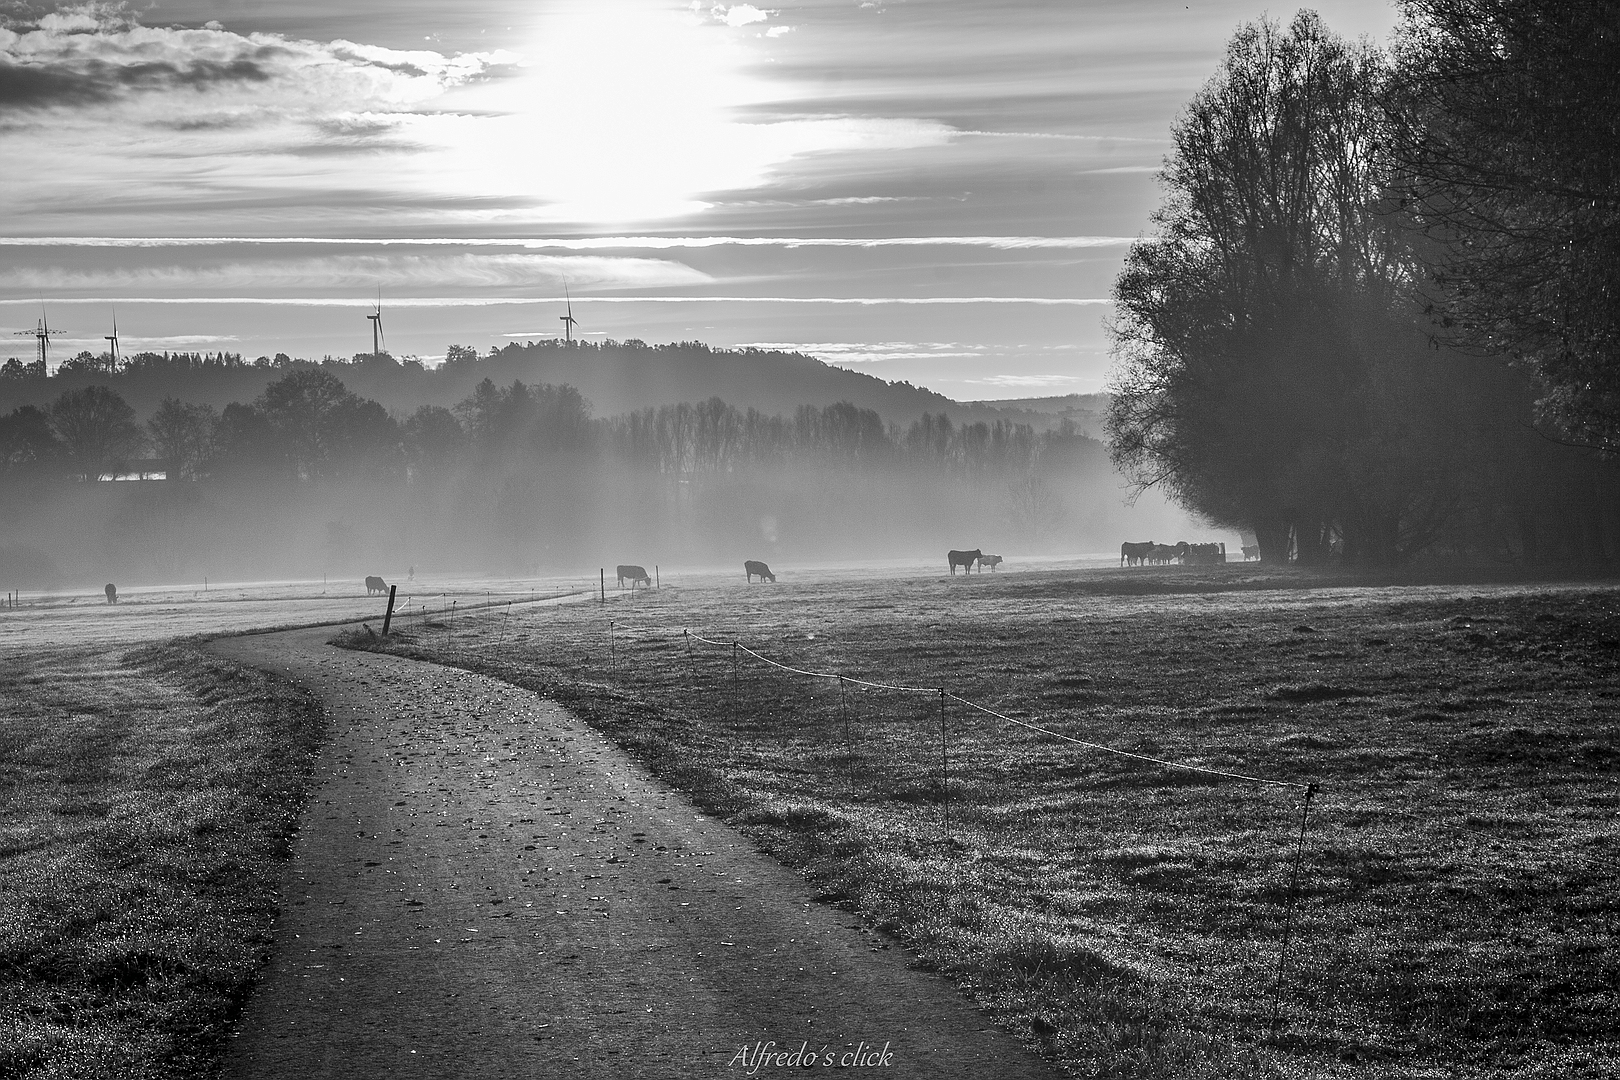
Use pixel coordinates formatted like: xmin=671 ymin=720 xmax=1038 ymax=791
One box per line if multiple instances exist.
xmin=0 ymin=296 xmax=1112 ymax=307
xmin=0 ymin=235 xmax=1143 ymax=250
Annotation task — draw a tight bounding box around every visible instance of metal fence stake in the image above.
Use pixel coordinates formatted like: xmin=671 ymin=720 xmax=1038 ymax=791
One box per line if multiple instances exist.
xmin=1271 ymin=782 xmax=1318 ymax=1029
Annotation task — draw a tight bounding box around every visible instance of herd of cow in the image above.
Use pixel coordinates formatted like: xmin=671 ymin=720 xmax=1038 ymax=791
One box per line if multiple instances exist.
xmin=359 ymin=541 xmax=1242 ymax=598
xmin=1119 ymin=540 xmax=1227 ymax=566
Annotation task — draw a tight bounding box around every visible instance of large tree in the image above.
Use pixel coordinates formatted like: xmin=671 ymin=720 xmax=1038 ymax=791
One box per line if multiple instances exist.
xmin=48 ymin=385 xmax=144 ymax=481
xmin=1107 ymin=13 xmax=1460 ymax=564
xmin=254 ymin=369 xmax=401 ymax=481
xmin=1394 ymin=0 xmax=1620 ymax=450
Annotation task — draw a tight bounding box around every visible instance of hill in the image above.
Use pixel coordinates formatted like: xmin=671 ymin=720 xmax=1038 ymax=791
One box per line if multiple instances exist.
xmin=3 ymin=341 xmax=1046 ymax=428
xmin=958 ymin=393 xmax=1112 ymax=436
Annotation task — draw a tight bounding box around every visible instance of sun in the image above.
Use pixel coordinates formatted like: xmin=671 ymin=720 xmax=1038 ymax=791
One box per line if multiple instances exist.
xmin=449 ymin=0 xmax=780 ymax=225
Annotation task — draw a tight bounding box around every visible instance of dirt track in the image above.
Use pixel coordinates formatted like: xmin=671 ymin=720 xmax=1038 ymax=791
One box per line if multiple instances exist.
xmin=206 ymin=626 xmax=1062 ymax=1079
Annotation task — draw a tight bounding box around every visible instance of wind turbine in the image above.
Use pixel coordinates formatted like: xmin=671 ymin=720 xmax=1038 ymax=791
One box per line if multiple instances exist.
xmin=366 ymin=290 xmax=385 ymax=359
xmin=104 ymin=307 xmax=120 ymax=369
xmin=14 ymin=306 xmax=65 ymax=368
xmin=559 ymin=284 xmax=579 ymax=345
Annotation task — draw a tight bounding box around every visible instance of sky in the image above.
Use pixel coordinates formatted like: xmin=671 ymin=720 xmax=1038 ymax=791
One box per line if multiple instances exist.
xmin=0 ymin=0 xmax=1400 ymax=402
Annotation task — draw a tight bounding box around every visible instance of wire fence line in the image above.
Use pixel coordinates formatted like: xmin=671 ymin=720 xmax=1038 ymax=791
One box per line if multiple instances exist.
xmin=415 ymin=605 xmax=1326 ymax=1028
xmin=617 ymin=621 xmax=1312 ymax=792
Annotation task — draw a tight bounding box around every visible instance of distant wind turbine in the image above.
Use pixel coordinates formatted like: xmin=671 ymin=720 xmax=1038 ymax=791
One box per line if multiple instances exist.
xmin=14 ymin=305 xmax=65 ymax=368
xmin=559 ymin=284 xmax=579 ymax=344
xmin=104 ymin=307 xmax=120 ymax=368
xmin=367 ymin=290 xmax=385 ymax=358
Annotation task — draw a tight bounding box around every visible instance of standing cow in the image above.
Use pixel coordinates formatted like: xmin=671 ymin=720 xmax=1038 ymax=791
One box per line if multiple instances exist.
xmin=104 ymin=583 xmax=117 ymax=605
xmin=616 ymin=564 xmax=652 ymax=588
xmin=977 ymin=554 xmax=1003 ymax=572
xmin=1120 ymin=541 xmax=1155 ymax=567
xmin=365 ymin=575 xmax=387 ymax=595
xmin=744 ymin=560 xmax=776 ymax=583
xmin=948 ymin=549 xmax=982 ymax=575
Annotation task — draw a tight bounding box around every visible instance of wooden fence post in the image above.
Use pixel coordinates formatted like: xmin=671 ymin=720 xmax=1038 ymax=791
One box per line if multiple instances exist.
xmin=382 ymin=585 xmax=397 ymax=635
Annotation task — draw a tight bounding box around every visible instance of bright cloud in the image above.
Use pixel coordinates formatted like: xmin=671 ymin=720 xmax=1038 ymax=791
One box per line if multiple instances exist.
xmin=0 ymin=3 xmax=951 ymax=232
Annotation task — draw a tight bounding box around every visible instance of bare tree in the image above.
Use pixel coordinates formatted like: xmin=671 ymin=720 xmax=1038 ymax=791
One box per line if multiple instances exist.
xmin=1107 ymin=13 xmax=1449 ymax=565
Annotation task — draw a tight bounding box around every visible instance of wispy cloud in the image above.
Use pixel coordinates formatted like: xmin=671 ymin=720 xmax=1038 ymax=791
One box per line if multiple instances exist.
xmin=0 ymin=253 xmax=712 ymax=293
xmin=1 ymin=295 xmax=1111 ymax=307
xmin=0 ymin=235 xmax=1141 ymax=250
xmin=962 ymin=374 xmax=1090 ymax=387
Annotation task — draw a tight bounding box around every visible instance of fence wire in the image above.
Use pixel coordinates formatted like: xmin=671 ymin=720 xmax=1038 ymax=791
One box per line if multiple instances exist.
xmin=618 ymin=621 xmax=1309 ymax=791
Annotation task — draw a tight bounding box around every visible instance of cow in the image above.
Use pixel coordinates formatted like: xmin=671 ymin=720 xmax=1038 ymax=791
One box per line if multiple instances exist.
xmin=1241 ymin=545 xmax=1260 ymax=561
xmin=948 ymin=549 xmax=982 ymax=575
xmin=104 ymin=583 xmax=117 ymax=605
xmin=977 ymin=554 xmax=1003 ymax=572
xmin=365 ymin=575 xmax=387 ymax=595
xmin=1120 ymin=541 xmax=1155 ymax=567
xmin=616 ymin=564 xmax=652 ymax=588
xmin=744 ymin=560 xmax=776 ymax=583
xmin=1182 ymin=542 xmax=1226 ymax=565
xmin=1147 ymin=543 xmax=1187 ymax=565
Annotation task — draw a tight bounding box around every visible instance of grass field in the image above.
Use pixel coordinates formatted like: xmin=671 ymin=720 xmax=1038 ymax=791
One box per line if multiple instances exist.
xmin=345 ymin=563 xmax=1620 ymax=1079
xmin=0 ymin=573 xmax=588 ymax=1079
xmin=0 ymin=642 xmax=324 ymax=1080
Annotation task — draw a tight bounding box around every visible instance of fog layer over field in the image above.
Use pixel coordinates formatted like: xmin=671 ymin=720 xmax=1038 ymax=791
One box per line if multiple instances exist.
xmin=0 ymin=354 xmax=1212 ymax=588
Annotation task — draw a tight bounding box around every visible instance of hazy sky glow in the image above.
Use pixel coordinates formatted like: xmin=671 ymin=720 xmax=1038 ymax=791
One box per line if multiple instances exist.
xmin=2 ymin=0 xmax=1398 ymax=398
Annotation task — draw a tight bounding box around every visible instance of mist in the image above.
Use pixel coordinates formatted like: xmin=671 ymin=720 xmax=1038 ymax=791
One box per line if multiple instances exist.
xmin=0 ymin=344 xmax=1214 ymax=589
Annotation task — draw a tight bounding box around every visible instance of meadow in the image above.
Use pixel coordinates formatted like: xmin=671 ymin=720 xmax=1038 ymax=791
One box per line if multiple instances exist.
xmin=350 ymin=562 xmax=1620 ymax=1080
xmin=0 ymin=574 xmax=572 ymax=1079
xmin=2 ymin=562 xmax=1615 ymax=1079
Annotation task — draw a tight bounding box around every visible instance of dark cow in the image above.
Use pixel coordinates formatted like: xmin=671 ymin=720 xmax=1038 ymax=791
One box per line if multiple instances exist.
xmin=744 ymin=560 xmax=776 ymax=583
xmin=1120 ymin=541 xmax=1155 ymax=566
xmin=104 ymin=583 xmax=117 ymax=605
xmin=977 ymin=554 xmax=1003 ymax=572
xmin=948 ymin=549 xmax=982 ymax=575
xmin=616 ymin=564 xmax=651 ymax=588
xmin=365 ymin=575 xmax=387 ymax=595
xmin=1182 ymin=542 xmax=1226 ymax=565
xmin=1241 ymin=545 xmax=1260 ymax=561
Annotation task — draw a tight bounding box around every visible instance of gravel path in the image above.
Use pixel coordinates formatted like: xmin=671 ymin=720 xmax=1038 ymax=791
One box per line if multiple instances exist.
xmin=207 ymin=626 xmax=1063 ymax=1080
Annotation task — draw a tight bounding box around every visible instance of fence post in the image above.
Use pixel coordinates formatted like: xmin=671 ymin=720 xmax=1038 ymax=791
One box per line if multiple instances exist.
xmin=939 ymin=688 xmax=950 ymax=842
xmin=1271 ymin=782 xmax=1318 ymax=1029
xmin=656 ymin=565 xmax=660 ymax=589
xmin=840 ymin=675 xmax=854 ymax=797
xmin=609 ymin=620 xmax=616 ymax=675
xmin=382 ymin=585 xmax=397 ymax=635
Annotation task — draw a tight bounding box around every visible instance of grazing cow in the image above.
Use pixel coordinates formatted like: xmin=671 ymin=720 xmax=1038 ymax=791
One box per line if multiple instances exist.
xmin=616 ymin=564 xmax=652 ymax=588
xmin=977 ymin=554 xmax=1003 ymax=572
xmin=104 ymin=583 xmax=117 ymax=605
xmin=365 ymin=575 xmax=387 ymax=595
xmin=948 ymin=549 xmax=982 ymax=575
xmin=744 ymin=560 xmax=776 ymax=583
xmin=1120 ymin=541 xmax=1156 ymax=567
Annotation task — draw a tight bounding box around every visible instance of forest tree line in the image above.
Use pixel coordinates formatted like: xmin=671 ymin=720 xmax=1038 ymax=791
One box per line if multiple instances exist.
xmin=0 ymin=366 xmax=1135 ymax=583
xmin=1107 ymin=2 xmax=1620 ymax=565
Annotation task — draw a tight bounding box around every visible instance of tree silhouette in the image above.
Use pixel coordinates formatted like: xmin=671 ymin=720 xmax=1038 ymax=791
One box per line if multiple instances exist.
xmin=1395 ymin=0 xmax=1620 ymax=450
xmin=49 ymin=386 xmax=144 ymax=481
